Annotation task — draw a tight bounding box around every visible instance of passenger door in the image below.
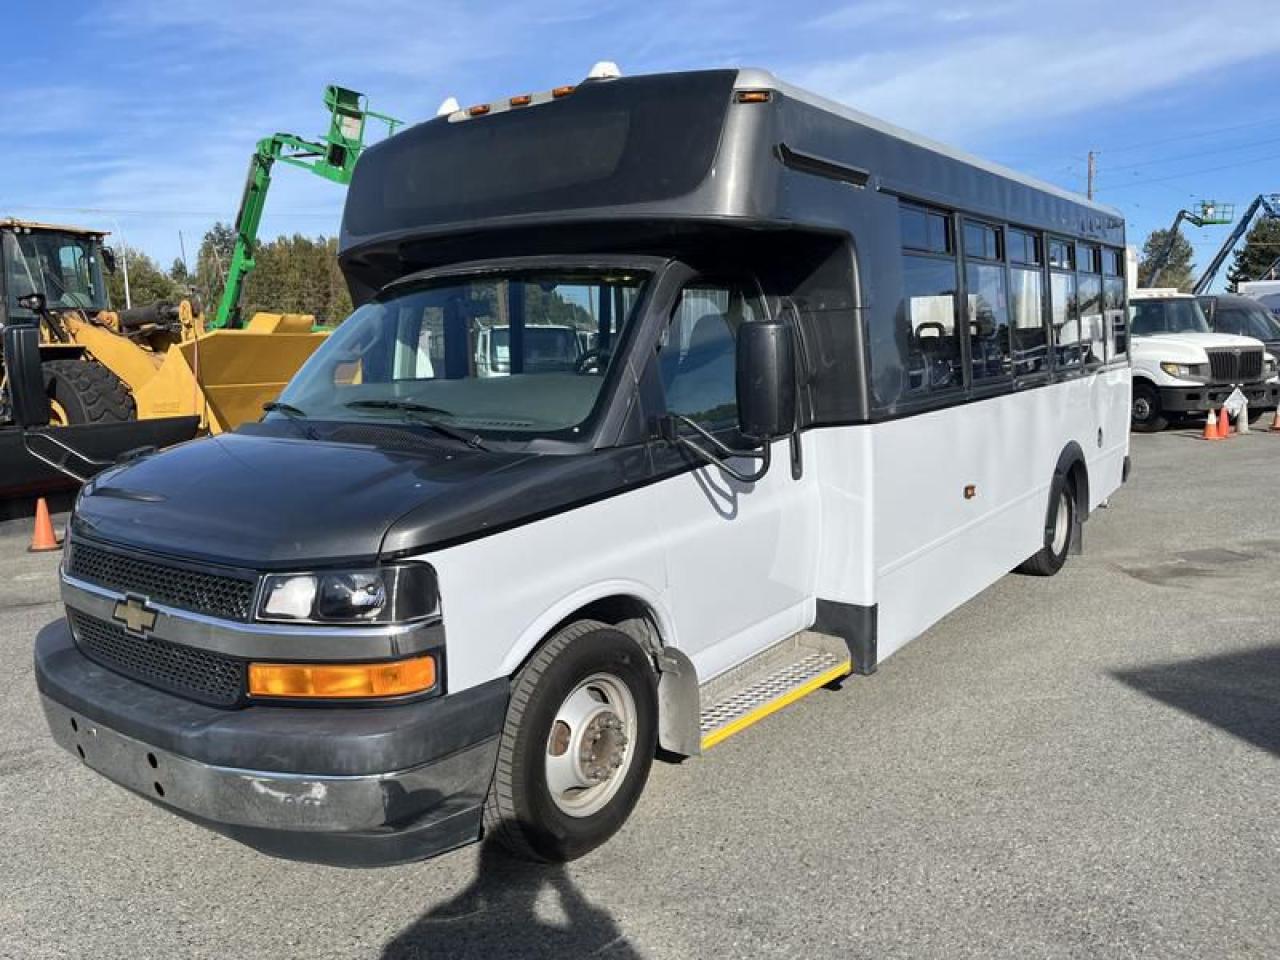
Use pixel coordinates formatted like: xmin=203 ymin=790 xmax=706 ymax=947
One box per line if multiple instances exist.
xmin=651 ymin=277 xmax=819 ymax=681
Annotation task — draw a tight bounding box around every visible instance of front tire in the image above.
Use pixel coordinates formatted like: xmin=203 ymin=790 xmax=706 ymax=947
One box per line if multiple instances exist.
xmin=1016 ymin=476 xmax=1075 ymax=577
xmin=484 ymin=620 xmax=657 ymax=862
xmin=42 ymin=359 xmax=135 ymax=425
xmin=1130 ymin=381 xmax=1167 ymax=433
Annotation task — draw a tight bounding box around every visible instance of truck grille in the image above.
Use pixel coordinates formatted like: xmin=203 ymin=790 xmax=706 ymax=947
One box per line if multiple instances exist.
xmin=69 ymin=609 xmax=245 ymax=707
xmin=67 ymin=541 xmax=257 ymax=622
xmin=1206 ymin=347 xmax=1263 ymax=384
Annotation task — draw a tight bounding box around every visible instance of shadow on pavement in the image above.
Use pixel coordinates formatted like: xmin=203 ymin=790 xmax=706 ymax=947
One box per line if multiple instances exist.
xmin=382 ymin=834 xmax=641 ymax=960
xmin=1113 ymin=645 xmax=1280 ymax=756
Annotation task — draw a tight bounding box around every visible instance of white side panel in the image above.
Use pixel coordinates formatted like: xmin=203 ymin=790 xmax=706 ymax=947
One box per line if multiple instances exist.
xmin=869 ymin=373 xmax=1128 ymax=661
xmin=421 ymin=481 xmax=674 ymax=694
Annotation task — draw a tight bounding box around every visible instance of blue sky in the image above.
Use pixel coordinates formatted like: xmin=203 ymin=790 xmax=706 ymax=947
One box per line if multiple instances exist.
xmin=5 ymin=0 xmax=1279 ymax=291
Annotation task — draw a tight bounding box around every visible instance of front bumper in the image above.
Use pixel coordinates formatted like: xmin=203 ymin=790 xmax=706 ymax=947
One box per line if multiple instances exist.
xmin=1157 ymin=381 xmax=1280 ymax=414
xmin=35 ymin=619 xmax=507 ymax=867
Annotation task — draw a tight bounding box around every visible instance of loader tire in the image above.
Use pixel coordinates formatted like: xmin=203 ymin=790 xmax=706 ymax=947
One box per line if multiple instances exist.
xmin=43 ymin=359 xmax=135 ymax=425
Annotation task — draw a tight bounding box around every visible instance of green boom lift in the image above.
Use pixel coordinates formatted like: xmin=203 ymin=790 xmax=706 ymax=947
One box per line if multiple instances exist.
xmin=211 ymin=85 xmax=401 ymax=330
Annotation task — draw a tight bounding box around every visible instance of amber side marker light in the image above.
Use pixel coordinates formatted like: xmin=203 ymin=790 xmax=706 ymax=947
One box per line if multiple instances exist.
xmin=551 ymin=85 xmax=576 ymax=98
xmin=509 ymin=94 xmax=533 ymax=107
xmin=249 ymin=655 xmax=437 ymax=699
xmin=734 ymin=90 xmax=772 ymax=104
xmin=467 ymin=103 xmax=491 ymax=117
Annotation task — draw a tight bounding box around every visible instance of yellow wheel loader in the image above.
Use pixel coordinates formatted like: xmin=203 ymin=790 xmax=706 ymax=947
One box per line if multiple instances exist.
xmin=0 ymin=219 xmax=327 ymax=494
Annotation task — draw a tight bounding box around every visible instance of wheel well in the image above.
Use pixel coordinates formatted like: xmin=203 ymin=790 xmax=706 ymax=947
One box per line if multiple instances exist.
xmin=1054 ymin=442 xmax=1090 ymax=520
xmin=545 ymin=595 xmax=663 ymax=658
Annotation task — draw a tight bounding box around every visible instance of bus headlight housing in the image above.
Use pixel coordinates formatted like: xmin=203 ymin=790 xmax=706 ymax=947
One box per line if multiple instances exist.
xmin=257 ymin=563 xmax=439 ymax=624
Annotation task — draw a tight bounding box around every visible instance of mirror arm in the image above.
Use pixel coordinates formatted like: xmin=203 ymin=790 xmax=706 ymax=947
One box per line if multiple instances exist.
xmin=670 ymin=415 xmax=772 ymax=484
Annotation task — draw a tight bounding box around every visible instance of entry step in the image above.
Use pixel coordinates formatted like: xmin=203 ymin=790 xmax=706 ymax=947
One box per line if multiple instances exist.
xmin=699 ymin=631 xmax=850 ymax=750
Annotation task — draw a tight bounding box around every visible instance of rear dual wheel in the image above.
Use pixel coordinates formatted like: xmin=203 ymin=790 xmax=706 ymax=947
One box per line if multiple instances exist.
xmin=485 ymin=621 xmax=657 ymax=862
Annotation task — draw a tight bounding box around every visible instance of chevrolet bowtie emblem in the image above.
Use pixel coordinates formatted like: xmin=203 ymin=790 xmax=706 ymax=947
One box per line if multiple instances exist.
xmin=112 ymin=596 xmax=158 ymax=637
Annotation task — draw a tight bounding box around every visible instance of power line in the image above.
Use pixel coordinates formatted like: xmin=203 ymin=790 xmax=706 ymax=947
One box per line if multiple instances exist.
xmin=1 ymin=203 xmax=337 ymax=219
xmin=1102 ymin=133 xmax=1280 ymax=173
xmin=1093 ymin=116 xmax=1280 ymax=156
xmin=1100 ymin=151 xmax=1280 ymax=194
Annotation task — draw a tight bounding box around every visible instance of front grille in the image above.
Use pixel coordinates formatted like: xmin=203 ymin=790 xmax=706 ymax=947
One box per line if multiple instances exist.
xmin=1207 ymin=347 xmax=1264 ymax=384
xmin=70 ymin=609 xmax=245 ymax=707
xmin=68 ymin=541 xmax=257 ymax=622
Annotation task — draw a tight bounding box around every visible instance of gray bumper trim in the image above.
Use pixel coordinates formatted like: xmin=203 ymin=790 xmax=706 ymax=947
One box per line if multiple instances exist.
xmin=60 ymin=573 xmax=442 ymax=662
xmin=43 ymin=693 xmax=497 ymax=834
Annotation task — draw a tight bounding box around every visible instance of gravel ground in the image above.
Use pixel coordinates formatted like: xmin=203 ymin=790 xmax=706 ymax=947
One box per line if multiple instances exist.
xmin=0 ymin=428 xmax=1276 ymax=959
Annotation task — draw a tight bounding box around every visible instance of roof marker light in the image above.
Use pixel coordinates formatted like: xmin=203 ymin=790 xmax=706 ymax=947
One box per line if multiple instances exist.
xmin=468 ymin=103 xmax=491 ymax=116
xmin=436 ymin=96 xmax=460 ymax=117
xmin=735 ymin=90 xmax=772 ymax=104
xmin=587 ymin=61 xmax=622 ymax=80
xmin=552 ymin=85 xmax=575 ymax=99
xmin=509 ymin=94 xmax=533 ymax=107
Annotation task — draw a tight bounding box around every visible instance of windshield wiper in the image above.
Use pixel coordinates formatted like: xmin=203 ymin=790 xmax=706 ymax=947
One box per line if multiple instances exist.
xmin=262 ymin=400 xmax=319 ymax=440
xmin=344 ymin=399 xmax=487 ymax=450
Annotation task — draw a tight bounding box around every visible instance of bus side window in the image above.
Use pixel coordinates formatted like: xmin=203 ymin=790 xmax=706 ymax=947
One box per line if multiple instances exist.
xmin=1103 ymin=248 xmax=1127 ymax=361
xmin=1050 ymin=267 xmax=1080 ymax=372
xmin=961 ymin=220 xmax=1011 ymax=386
xmin=898 ymin=203 xmax=961 ymax=396
xmin=659 ymin=280 xmax=762 ymax=431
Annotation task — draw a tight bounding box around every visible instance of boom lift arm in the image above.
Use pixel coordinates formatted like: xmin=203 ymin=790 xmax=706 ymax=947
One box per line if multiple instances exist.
xmin=1145 ymin=200 xmax=1231 ymax=287
xmin=1192 ymin=194 xmax=1280 ymax=295
xmin=212 ymin=86 xmax=400 ymax=330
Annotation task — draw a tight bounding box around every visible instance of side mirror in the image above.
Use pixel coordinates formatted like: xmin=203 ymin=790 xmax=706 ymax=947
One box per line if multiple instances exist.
xmin=16 ymin=292 xmax=47 ymax=314
xmin=101 ymin=247 xmax=117 ymax=275
xmin=2 ymin=322 xmax=50 ymax=427
xmin=736 ymin=321 xmax=796 ymax=439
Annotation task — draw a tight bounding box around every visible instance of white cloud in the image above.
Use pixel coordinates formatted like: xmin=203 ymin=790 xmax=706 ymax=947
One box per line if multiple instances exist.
xmin=788 ymin=1 xmax=1280 ymax=141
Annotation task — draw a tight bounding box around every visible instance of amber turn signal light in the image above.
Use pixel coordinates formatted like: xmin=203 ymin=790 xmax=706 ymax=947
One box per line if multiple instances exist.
xmin=249 ymin=655 xmax=437 ymax=699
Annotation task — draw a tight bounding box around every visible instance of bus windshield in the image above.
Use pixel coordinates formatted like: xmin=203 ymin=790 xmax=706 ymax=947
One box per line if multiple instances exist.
xmin=277 ymin=267 xmax=648 ymax=442
xmin=1130 ymin=299 xmax=1210 ymax=336
xmin=3 ymin=231 xmax=109 ymax=316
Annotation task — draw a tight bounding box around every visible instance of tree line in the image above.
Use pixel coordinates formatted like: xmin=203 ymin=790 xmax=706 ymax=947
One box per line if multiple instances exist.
xmin=107 ymin=222 xmax=352 ymax=326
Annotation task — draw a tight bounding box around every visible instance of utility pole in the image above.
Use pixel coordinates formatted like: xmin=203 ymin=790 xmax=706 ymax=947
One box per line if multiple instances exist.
xmin=1087 ymin=151 xmax=1096 ymax=201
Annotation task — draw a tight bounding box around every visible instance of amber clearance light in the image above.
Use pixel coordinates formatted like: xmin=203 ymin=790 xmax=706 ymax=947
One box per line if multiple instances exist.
xmin=249 ymin=655 xmax=436 ymax=699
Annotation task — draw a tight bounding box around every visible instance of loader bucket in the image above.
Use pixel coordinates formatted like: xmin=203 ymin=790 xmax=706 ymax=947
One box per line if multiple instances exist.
xmin=132 ymin=313 xmax=328 ymax=434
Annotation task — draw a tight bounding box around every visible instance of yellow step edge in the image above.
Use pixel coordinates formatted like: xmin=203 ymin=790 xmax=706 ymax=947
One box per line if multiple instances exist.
xmin=700 ymin=659 xmax=851 ymax=751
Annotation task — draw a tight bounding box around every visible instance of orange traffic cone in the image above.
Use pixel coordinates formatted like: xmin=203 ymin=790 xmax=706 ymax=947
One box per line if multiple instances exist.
xmin=1216 ymin=407 xmax=1232 ymax=439
xmin=1203 ymin=409 xmax=1224 ymax=441
xmin=28 ymin=497 xmax=61 ymax=553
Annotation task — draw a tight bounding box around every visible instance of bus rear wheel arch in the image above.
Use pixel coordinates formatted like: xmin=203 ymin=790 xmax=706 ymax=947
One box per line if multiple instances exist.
xmin=484 ymin=619 xmax=658 ymax=862
xmin=1017 ymin=456 xmax=1086 ymax=577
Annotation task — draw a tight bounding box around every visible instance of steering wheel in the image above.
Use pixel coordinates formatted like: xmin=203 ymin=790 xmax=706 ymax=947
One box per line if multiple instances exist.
xmin=574 ymin=349 xmax=608 ymax=374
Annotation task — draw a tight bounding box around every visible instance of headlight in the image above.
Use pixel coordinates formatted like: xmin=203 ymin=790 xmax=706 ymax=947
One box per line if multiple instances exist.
xmin=258 ymin=563 xmax=438 ymax=624
xmin=1159 ymin=361 xmax=1208 ymax=379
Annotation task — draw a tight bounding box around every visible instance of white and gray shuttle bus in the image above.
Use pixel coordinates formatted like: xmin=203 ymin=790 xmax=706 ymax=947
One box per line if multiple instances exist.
xmin=23 ymin=67 xmax=1130 ymax=866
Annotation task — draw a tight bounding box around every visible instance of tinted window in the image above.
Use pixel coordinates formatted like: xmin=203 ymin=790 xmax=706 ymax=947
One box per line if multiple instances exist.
xmin=899 ymin=255 xmax=961 ymax=394
xmin=901 ymin=204 xmax=951 ymax=254
xmin=1216 ymin=305 xmax=1280 ymax=340
xmin=660 ymin=280 xmax=764 ymax=430
xmin=1009 ymin=229 xmax=1041 ymax=265
xmin=1104 ymin=277 xmax=1127 ymax=358
xmin=1051 ymin=272 xmax=1082 ymax=368
xmin=963 ymin=221 xmax=1001 ymax=260
xmin=1049 ymin=239 xmax=1074 ymax=270
xmin=1078 ymin=274 xmax=1104 ymax=365
xmin=1011 ymin=266 xmax=1048 ymax=375
xmin=1077 ymin=243 xmax=1099 ymax=274
xmin=965 ymin=262 xmax=1010 ymax=384
xmin=1103 ymin=248 xmax=1123 ymax=277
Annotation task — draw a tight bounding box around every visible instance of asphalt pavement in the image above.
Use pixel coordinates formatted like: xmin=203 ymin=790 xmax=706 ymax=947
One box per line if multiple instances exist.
xmin=0 ymin=428 xmax=1277 ymax=959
